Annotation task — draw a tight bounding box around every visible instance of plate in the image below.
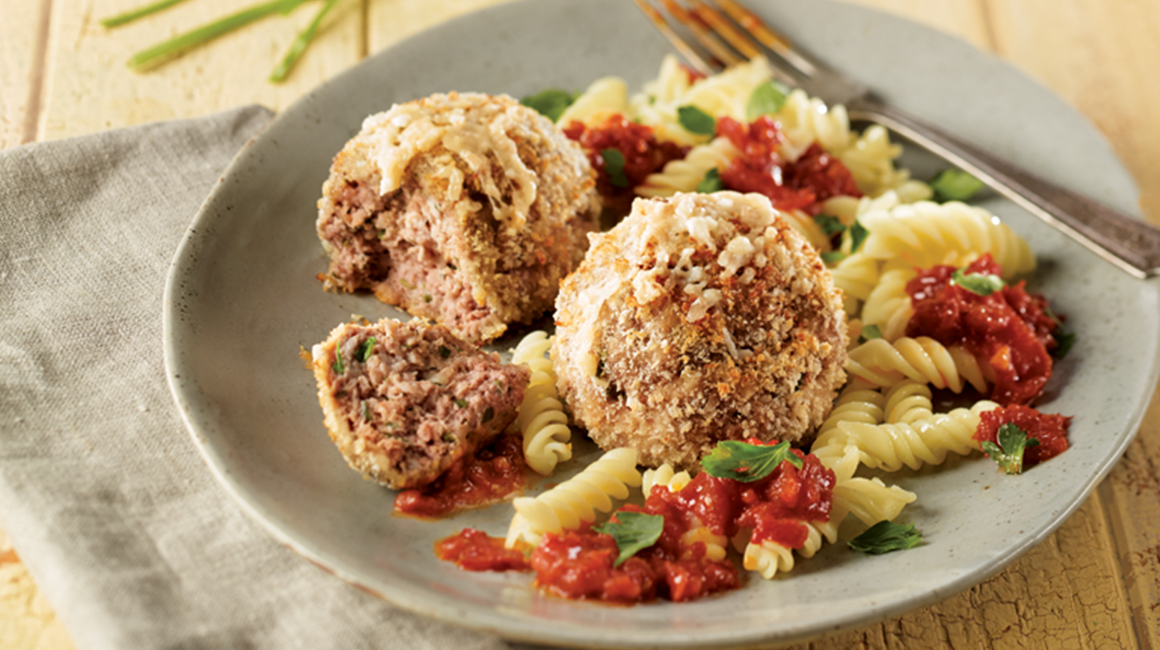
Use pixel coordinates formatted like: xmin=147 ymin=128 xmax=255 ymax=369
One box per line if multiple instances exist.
xmin=163 ymin=0 xmax=1160 ymax=647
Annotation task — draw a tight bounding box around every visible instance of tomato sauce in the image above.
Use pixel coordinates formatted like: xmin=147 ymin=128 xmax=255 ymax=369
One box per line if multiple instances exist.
xmin=716 ymin=116 xmax=862 ymax=214
xmin=974 ymin=404 xmax=1071 ymax=467
xmin=905 ymin=254 xmax=1059 ymax=405
xmin=394 ymin=435 xmax=527 ymax=519
xmin=434 ymin=528 xmax=531 ymax=572
xmin=563 ymin=114 xmax=688 ymax=215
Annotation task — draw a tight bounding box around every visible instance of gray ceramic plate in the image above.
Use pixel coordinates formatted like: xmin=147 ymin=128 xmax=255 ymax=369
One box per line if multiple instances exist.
xmin=163 ymin=0 xmax=1160 ymax=647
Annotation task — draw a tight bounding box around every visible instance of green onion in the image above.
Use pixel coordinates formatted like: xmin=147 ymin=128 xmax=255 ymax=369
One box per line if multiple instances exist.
xmin=127 ymin=0 xmax=311 ymax=71
xmin=101 ymin=0 xmax=192 ymax=28
xmin=269 ymin=0 xmax=341 ymax=82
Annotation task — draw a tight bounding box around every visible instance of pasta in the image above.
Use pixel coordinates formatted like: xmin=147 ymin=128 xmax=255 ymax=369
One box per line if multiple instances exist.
xmin=636 ymin=137 xmax=738 ymax=197
xmin=511 ymin=331 xmax=572 ymax=476
xmin=859 ymin=267 xmax=916 ymax=342
xmin=556 ymin=77 xmax=628 ymax=126
xmin=819 ymin=401 xmax=1001 ymax=472
xmin=846 ymin=336 xmax=990 ymax=394
xmin=505 ymin=447 xmax=641 ymax=548
xmin=883 ymin=380 xmax=934 ymax=424
xmin=641 ymin=462 xmax=692 ymax=497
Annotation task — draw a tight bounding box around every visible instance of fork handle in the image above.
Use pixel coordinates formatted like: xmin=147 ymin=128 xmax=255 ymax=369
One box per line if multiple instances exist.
xmin=848 ymin=99 xmax=1160 ymax=279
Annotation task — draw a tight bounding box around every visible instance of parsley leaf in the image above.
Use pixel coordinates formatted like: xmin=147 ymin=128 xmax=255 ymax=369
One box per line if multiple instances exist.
xmin=848 ymin=521 xmax=923 ymax=554
xmin=1053 ymin=330 xmax=1077 ymax=359
xmin=677 ymin=105 xmax=716 ymax=135
xmin=701 ymin=440 xmax=803 ymax=482
xmin=697 ymin=168 xmax=724 ymax=193
xmin=594 ymin=512 xmax=664 ymax=566
xmin=930 ymin=169 xmax=986 ymax=202
xmin=439 ymin=345 xmax=452 ymax=358
xmin=602 ymin=149 xmax=629 ymax=188
xmin=849 ymin=221 xmax=869 ymax=254
xmin=860 ymin=324 xmax=883 ymax=342
xmin=951 ymin=267 xmax=1005 ymax=296
xmin=520 ymin=89 xmax=577 ymax=122
xmin=746 ymin=79 xmax=790 ymax=121
xmin=813 ymin=214 xmax=846 ymax=236
xmin=355 ymin=337 xmax=376 ymax=363
xmin=332 ymin=341 xmax=345 ymax=374
xmin=982 ymin=422 xmax=1039 ymax=475
xmin=820 ymin=250 xmax=846 ymax=264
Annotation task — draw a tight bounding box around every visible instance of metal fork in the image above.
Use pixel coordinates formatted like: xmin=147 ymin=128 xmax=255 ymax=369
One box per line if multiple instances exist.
xmin=635 ymin=0 xmax=1160 ymax=279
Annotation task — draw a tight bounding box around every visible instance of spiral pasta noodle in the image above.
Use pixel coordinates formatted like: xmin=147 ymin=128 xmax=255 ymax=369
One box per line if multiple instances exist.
xmin=557 ymin=77 xmax=628 ymax=126
xmin=742 ymin=519 xmax=834 ymax=580
xmin=511 ymin=331 xmax=572 ymax=476
xmin=860 ymin=267 xmax=916 ymax=342
xmin=883 ymin=380 xmax=934 ymax=424
xmin=821 ymin=401 xmax=1001 ymax=472
xmin=641 ymin=462 xmax=692 ymax=497
xmin=846 ymin=336 xmax=989 ymax=394
xmin=637 ymin=137 xmax=739 ymax=197
xmin=505 ymin=447 xmax=641 ymax=548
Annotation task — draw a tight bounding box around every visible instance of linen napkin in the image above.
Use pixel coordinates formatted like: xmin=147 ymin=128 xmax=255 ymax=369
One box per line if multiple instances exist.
xmin=0 ymin=107 xmax=543 ymax=650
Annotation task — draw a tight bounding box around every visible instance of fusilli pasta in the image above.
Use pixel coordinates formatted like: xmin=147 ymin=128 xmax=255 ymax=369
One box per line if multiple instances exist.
xmin=641 ymin=462 xmax=692 ymax=497
xmin=846 ymin=336 xmax=989 ymax=394
xmin=556 ymin=77 xmax=628 ymax=126
xmin=860 ymin=267 xmax=916 ymax=342
xmin=505 ymin=447 xmax=641 ymax=548
xmin=511 ymin=331 xmax=572 ymax=476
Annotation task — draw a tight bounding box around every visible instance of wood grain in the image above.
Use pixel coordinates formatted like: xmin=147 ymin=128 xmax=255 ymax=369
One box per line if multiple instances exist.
xmin=38 ymin=0 xmax=365 ymax=140
xmin=0 ymin=0 xmax=50 ymax=148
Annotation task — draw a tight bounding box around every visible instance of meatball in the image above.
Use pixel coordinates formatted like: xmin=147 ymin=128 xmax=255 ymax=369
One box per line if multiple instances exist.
xmin=311 ymin=318 xmax=530 ymax=489
xmin=553 ymin=192 xmax=847 ymax=469
xmin=316 ymin=92 xmax=601 ymax=344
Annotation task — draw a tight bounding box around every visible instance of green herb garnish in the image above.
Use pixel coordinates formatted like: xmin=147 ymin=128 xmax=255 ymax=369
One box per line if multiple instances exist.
xmin=454 ymin=398 xmax=468 ymax=408
xmin=820 ymin=251 xmax=846 ymax=264
xmin=594 ymin=512 xmax=664 ymax=567
xmin=602 ymin=149 xmax=629 ymax=188
xmin=126 ymin=0 xmax=312 ymax=71
xmin=677 ymin=105 xmax=716 ymax=135
xmin=930 ymin=169 xmax=986 ymax=202
xmin=813 ymin=214 xmax=846 ymax=236
xmin=951 ymin=267 xmax=1005 ymax=296
xmin=860 ymin=324 xmax=883 ymax=342
xmin=982 ymin=422 xmax=1039 ymax=475
xmin=269 ymin=0 xmax=340 ymax=82
xmin=399 ymin=278 xmax=416 ymax=290
xmin=848 ymin=521 xmax=923 ymax=554
xmin=101 ymin=0 xmax=191 ymax=27
xmin=745 ymin=79 xmax=789 ymax=120
xmin=520 ymin=89 xmax=577 ymax=122
xmin=422 ymin=294 xmax=433 ymax=303
xmin=701 ymin=440 xmax=802 ymax=482
xmin=697 ymin=168 xmax=724 ymax=193
xmin=482 ymin=407 xmax=495 ymax=423
xmin=439 ymin=345 xmax=452 ymax=358
xmin=849 ymin=220 xmax=869 ymax=254
xmin=355 ymin=337 xmax=376 ymax=363
xmin=1053 ymin=330 xmax=1077 ymax=359
xmin=361 ymin=400 xmax=371 ymax=421
xmin=441 ymin=431 xmax=456 ymax=444
xmin=332 ymin=341 xmax=344 ymax=374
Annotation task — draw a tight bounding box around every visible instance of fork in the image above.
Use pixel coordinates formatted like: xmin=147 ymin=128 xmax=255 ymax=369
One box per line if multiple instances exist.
xmin=635 ymin=0 xmax=1160 ymax=279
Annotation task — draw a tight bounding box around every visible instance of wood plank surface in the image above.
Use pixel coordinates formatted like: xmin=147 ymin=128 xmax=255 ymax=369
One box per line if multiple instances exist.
xmin=0 ymin=0 xmax=50 ymax=147
xmin=4 ymin=0 xmax=1159 ymax=649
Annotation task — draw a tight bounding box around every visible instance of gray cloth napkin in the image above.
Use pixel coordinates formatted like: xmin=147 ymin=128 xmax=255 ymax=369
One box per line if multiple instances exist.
xmin=0 ymin=107 xmax=543 ymax=650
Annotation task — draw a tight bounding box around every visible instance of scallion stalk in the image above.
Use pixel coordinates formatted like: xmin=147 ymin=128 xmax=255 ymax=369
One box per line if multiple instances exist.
xmin=269 ymin=0 xmax=342 ymax=82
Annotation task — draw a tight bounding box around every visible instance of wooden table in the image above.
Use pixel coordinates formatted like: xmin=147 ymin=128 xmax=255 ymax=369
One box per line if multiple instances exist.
xmin=2 ymin=0 xmax=1158 ymax=648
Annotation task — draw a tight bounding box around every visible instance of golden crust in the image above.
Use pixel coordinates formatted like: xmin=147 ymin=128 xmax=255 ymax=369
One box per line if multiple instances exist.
xmin=553 ymin=192 xmax=848 ymax=469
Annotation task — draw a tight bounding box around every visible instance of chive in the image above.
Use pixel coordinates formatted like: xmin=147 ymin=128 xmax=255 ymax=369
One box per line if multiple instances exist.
xmin=361 ymin=400 xmax=371 ymax=421
xmin=355 ymin=337 xmax=376 ymax=363
xmin=399 ymin=278 xmax=416 ymax=290
xmin=128 ymin=0 xmax=311 ymax=70
xmin=270 ymin=0 xmax=342 ymax=82
xmin=332 ymin=340 xmax=345 ymax=374
xmin=101 ymin=0 xmax=191 ymax=28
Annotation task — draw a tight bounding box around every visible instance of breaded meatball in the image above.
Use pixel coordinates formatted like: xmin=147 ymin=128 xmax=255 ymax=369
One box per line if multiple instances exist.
xmin=553 ymin=192 xmax=847 ymax=469
xmin=316 ymin=92 xmax=601 ymax=344
xmin=311 ymin=318 xmax=530 ymax=489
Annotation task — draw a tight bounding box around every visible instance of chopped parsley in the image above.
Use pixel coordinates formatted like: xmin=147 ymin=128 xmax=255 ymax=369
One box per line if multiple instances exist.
xmin=422 ymin=294 xmax=433 ymax=303
xmin=594 ymin=512 xmax=664 ymax=566
xmin=677 ymin=104 xmax=716 ymax=135
xmin=848 ymin=521 xmax=923 ymax=554
xmin=813 ymin=213 xmax=846 ymax=236
xmin=951 ymin=267 xmax=1004 ymax=296
xmin=520 ymin=88 xmax=577 ymax=122
xmin=601 ymin=149 xmax=629 ymax=188
xmin=355 ymin=337 xmax=376 ymax=363
xmin=930 ymin=169 xmax=986 ymax=202
xmin=849 ymin=220 xmax=869 ymax=254
xmin=820 ymin=250 xmax=846 ymax=264
xmin=860 ymin=324 xmax=883 ymax=342
xmin=454 ymin=398 xmax=469 ymax=408
xmin=697 ymin=168 xmax=724 ymax=193
xmin=361 ymin=400 xmax=371 ymax=421
xmin=982 ymin=422 xmax=1039 ymax=475
xmin=332 ymin=341 xmax=345 ymax=374
xmin=701 ymin=440 xmax=802 ymax=482
xmin=439 ymin=345 xmax=452 ymax=358
xmin=745 ymin=79 xmax=790 ymax=120
xmin=1053 ymin=330 xmax=1077 ymax=359
xmin=481 ymin=407 xmax=495 ymax=423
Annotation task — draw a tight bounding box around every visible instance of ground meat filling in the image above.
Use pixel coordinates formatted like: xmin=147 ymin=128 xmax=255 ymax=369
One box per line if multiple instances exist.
xmin=316 ymin=92 xmax=601 ymax=344
xmin=313 ymin=319 xmax=529 ymax=489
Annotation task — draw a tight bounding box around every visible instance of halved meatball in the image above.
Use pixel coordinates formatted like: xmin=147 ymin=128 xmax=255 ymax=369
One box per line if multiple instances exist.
xmin=311 ymin=318 xmax=530 ymax=489
xmin=316 ymin=92 xmax=601 ymax=344
xmin=553 ymin=192 xmax=848 ymax=469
